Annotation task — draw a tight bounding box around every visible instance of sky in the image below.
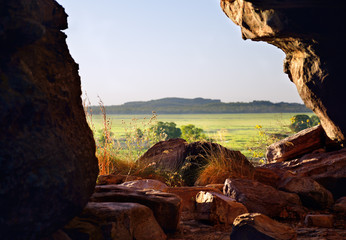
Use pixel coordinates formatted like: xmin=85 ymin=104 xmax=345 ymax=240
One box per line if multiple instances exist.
xmin=57 ymin=0 xmax=303 ymax=106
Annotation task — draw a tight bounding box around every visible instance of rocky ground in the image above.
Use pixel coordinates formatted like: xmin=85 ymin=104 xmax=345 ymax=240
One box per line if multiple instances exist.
xmin=55 ymin=125 xmax=345 ymax=240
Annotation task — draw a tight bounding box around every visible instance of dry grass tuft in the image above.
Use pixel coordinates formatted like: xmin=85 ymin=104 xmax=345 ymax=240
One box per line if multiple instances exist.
xmin=196 ymin=144 xmax=254 ymax=186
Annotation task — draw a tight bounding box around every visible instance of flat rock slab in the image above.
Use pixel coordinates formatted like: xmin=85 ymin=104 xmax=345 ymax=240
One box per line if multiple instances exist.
xmin=120 ymin=179 xmax=169 ymax=191
xmin=91 ymin=185 xmax=182 ymax=232
xmin=265 ymin=148 xmax=346 ymax=199
xmin=97 ymin=174 xmax=142 ymax=185
xmin=223 ymin=178 xmax=305 ymax=219
xmin=266 ymin=125 xmax=326 ymax=162
xmin=64 ymin=202 xmax=166 ymax=240
xmin=304 ymin=214 xmax=334 ymax=228
xmin=195 ymin=191 xmax=248 ymax=226
xmin=230 ymin=213 xmax=297 ymax=240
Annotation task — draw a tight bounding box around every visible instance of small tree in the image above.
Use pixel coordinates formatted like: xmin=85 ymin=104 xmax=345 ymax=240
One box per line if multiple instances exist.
xmin=181 ymin=124 xmax=207 ymax=142
xmin=152 ymin=121 xmax=182 ymax=139
xmin=289 ymin=114 xmax=320 ymax=133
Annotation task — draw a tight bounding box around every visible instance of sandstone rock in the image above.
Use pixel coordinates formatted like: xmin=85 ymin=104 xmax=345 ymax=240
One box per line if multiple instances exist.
xmin=120 ymin=179 xmax=169 ymax=191
xmin=163 ymin=187 xmax=221 ymax=214
xmin=254 ymin=167 xmax=281 ymax=188
xmin=137 ymin=138 xmax=188 ymax=171
xmin=221 ymin=0 xmax=346 ymax=143
xmin=265 ymin=148 xmax=346 ymax=199
xmin=223 ymin=178 xmax=305 ymax=218
xmin=304 ymin=214 xmax=334 ymax=228
xmin=97 ymin=174 xmax=142 ymax=185
xmin=266 ymin=125 xmax=327 ymax=162
xmin=195 ymin=191 xmax=248 ymax=226
xmin=90 ymin=185 xmax=181 ymax=232
xmin=230 ymin=213 xmax=297 ymax=240
xmin=333 ymin=197 xmax=346 ymax=215
xmin=279 ymin=177 xmax=334 ymax=209
xmin=0 ymin=1 xmax=98 ymax=239
xmin=64 ymin=202 xmax=166 ymax=240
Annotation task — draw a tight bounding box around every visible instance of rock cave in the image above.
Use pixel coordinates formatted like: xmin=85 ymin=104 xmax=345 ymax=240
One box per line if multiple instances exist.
xmin=0 ymin=0 xmax=345 ymax=239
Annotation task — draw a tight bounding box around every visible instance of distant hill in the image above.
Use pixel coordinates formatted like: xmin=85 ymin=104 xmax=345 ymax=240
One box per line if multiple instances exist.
xmin=89 ymin=97 xmax=311 ymax=114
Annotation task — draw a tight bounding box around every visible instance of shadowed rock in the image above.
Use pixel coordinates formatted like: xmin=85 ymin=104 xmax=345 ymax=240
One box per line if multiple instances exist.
xmin=221 ymin=0 xmax=346 ymax=143
xmin=90 ymin=185 xmax=182 ymax=232
xmin=230 ymin=213 xmax=297 ymax=240
xmin=278 ymin=177 xmax=334 ymax=209
xmin=64 ymin=202 xmax=167 ymax=240
xmin=0 ymin=1 xmax=98 ymax=239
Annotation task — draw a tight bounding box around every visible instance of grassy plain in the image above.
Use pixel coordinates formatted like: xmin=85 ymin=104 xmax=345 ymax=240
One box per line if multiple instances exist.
xmin=90 ymin=113 xmax=313 ymax=157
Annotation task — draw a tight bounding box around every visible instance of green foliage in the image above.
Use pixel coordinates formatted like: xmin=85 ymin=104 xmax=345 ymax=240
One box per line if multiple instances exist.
xmin=289 ymin=114 xmax=320 ymax=133
xmin=152 ymin=121 xmax=182 ymax=139
xmin=181 ymin=124 xmax=207 ymax=142
xmin=247 ymin=125 xmax=287 ymax=164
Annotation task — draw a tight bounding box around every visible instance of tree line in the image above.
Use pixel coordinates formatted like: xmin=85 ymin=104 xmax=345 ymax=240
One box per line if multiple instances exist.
xmin=90 ymin=98 xmax=311 ymax=114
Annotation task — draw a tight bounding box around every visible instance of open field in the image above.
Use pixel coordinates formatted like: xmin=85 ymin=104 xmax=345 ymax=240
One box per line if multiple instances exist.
xmin=89 ymin=113 xmax=313 ymax=157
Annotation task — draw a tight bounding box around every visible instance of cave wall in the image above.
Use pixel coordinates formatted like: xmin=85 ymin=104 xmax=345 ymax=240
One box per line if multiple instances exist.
xmin=221 ymin=0 xmax=346 ymax=143
xmin=0 ymin=0 xmax=99 ymax=239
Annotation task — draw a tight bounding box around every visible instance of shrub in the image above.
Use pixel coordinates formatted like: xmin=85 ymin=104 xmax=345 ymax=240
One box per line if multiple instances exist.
xmin=181 ymin=124 xmax=207 ymax=142
xmin=289 ymin=114 xmax=320 ymax=133
xmin=151 ymin=121 xmax=182 ymax=139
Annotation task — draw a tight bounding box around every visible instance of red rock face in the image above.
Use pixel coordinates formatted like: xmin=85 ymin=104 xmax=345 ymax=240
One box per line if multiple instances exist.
xmin=221 ymin=0 xmax=346 ymax=143
xmin=0 ymin=1 xmax=99 ymax=239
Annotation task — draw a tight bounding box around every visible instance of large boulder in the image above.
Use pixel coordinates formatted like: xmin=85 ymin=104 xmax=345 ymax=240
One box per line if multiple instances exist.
xmin=137 ymin=138 xmax=188 ymax=171
xmin=230 ymin=213 xmax=297 ymax=240
xmin=138 ymin=140 xmax=254 ymax=186
xmin=0 ymin=1 xmax=98 ymax=239
xmin=90 ymin=185 xmax=182 ymax=232
xmin=223 ymin=178 xmax=305 ymax=218
xmin=221 ymin=0 xmax=346 ymax=143
xmin=64 ymin=202 xmax=166 ymax=240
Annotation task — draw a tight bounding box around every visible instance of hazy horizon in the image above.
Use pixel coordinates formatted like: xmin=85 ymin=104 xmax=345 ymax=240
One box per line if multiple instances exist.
xmin=93 ymin=96 xmax=305 ymax=107
xmin=57 ymin=0 xmax=303 ymax=105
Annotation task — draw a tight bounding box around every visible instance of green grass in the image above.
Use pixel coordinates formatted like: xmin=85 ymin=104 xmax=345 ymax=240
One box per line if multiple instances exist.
xmin=90 ymin=113 xmax=314 ymax=157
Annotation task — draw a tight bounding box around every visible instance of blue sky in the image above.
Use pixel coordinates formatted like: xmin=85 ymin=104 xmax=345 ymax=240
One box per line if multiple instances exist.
xmin=57 ymin=0 xmax=302 ymax=105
